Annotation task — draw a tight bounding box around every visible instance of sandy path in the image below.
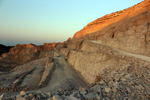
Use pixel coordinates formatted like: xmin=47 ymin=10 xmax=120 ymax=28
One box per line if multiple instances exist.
xmin=91 ymin=40 xmax=150 ymax=62
xmin=39 ymin=55 xmax=87 ymax=93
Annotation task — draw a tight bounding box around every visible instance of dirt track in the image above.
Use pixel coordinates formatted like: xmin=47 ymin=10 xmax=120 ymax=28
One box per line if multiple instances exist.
xmin=0 ymin=54 xmax=87 ymax=94
xmin=39 ymin=55 xmax=87 ymax=93
xmin=91 ymin=40 xmax=150 ymax=62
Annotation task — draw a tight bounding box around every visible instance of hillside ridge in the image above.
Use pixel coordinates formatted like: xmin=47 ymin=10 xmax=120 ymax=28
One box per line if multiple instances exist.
xmin=73 ymin=0 xmax=150 ymax=38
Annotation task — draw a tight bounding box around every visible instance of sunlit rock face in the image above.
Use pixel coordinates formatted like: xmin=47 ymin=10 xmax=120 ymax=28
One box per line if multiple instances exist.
xmin=63 ymin=0 xmax=150 ymax=83
xmin=73 ymin=0 xmax=150 ymax=39
xmin=72 ymin=0 xmax=150 ymax=56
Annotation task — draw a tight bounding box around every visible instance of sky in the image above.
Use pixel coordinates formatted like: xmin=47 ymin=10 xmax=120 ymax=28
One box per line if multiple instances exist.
xmin=0 ymin=0 xmax=143 ymax=46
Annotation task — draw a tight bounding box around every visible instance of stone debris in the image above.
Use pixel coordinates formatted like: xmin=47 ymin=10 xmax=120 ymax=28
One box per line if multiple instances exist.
xmin=3 ymin=70 xmax=150 ymax=100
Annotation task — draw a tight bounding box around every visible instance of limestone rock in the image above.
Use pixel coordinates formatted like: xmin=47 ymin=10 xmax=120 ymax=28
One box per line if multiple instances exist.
xmin=20 ymin=91 xmax=26 ymax=96
xmin=60 ymin=48 xmax=70 ymax=57
xmin=53 ymin=95 xmax=62 ymax=100
xmin=105 ymin=87 xmax=111 ymax=93
xmin=47 ymin=92 xmax=52 ymax=97
xmin=16 ymin=95 xmax=27 ymax=100
xmin=39 ymin=57 xmax=54 ymax=86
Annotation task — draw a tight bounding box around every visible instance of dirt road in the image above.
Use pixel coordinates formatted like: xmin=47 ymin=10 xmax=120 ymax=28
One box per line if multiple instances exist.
xmin=39 ymin=55 xmax=87 ymax=92
xmin=91 ymin=40 xmax=150 ymax=62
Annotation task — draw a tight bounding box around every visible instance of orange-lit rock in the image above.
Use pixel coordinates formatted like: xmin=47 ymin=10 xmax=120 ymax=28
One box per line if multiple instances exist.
xmin=0 ymin=42 xmax=61 ymax=71
xmin=73 ymin=0 xmax=150 ymax=38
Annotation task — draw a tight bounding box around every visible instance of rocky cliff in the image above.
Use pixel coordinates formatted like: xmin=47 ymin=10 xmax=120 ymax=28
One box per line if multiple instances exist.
xmin=0 ymin=42 xmax=64 ymax=71
xmin=73 ymin=0 xmax=150 ymax=57
xmin=58 ymin=0 xmax=150 ymax=84
xmin=73 ymin=0 xmax=150 ymax=38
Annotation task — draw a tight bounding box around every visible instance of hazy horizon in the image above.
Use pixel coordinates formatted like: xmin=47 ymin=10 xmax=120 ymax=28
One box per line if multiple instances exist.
xmin=0 ymin=0 xmax=143 ymax=46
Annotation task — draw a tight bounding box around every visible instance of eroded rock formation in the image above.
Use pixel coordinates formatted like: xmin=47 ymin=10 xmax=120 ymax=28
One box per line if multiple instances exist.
xmin=0 ymin=42 xmax=64 ymax=71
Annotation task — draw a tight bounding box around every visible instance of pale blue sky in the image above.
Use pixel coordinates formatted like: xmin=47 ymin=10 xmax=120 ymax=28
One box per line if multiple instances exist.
xmin=0 ymin=0 xmax=143 ymax=46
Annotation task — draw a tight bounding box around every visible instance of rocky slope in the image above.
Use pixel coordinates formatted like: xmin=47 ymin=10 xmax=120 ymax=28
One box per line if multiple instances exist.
xmin=0 ymin=42 xmax=65 ymax=71
xmin=73 ymin=0 xmax=150 ymax=57
xmin=0 ymin=52 xmax=87 ymax=91
xmin=73 ymin=0 xmax=150 ymax=39
xmin=1 ymin=40 xmax=150 ymax=100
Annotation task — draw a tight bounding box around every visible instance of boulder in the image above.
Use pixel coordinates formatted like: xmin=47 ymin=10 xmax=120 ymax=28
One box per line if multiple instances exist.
xmin=53 ymin=95 xmax=62 ymax=100
xmin=20 ymin=91 xmax=26 ymax=96
xmin=105 ymin=87 xmax=111 ymax=93
xmin=16 ymin=95 xmax=27 ymax=100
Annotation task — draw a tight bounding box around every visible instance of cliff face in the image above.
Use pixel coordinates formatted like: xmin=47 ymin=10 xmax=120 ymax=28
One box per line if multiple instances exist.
xmin=72 ymin=0 xmax=150 ymax=56
xmin=94 ymin=11 xmax=150 ymax=56
xmin=62 ymin=40 xmax=150 ymax=84
xmin=60 ymin=0 xmax=150 ymax=83
xmin=73 ymin=0 xmax=150 ymax=38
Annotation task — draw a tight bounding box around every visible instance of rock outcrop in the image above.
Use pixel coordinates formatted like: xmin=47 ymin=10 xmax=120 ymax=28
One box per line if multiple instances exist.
xmin=38 ymin=57 xmax=54 ymax=87
xmin=0 ymin=42 xmax=65 ymax=71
